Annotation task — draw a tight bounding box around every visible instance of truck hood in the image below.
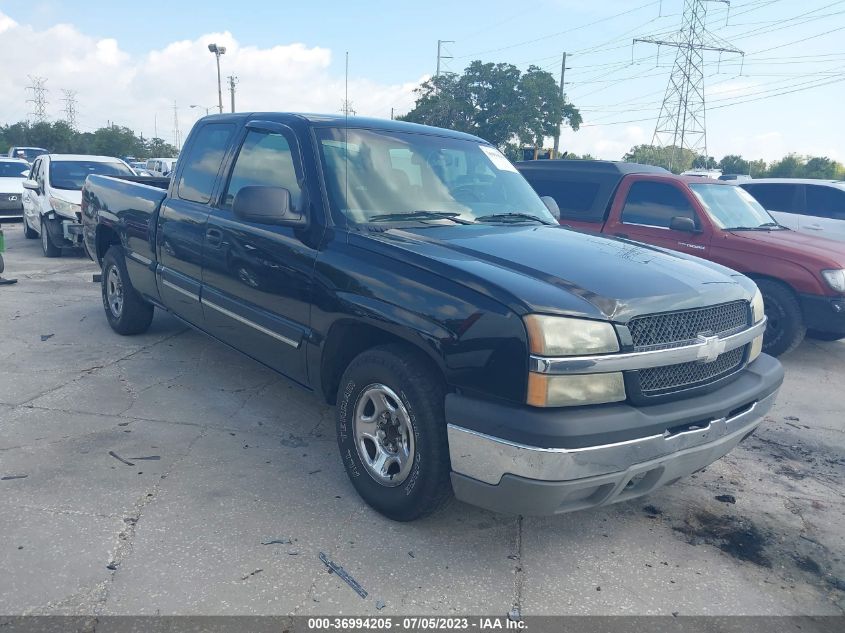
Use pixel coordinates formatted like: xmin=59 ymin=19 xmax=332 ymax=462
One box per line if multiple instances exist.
xmin=724 ymin=228 xmax=845 ymax=268
xmin=0 ymin=177 xmax=24 ymax=194
xmin=353 ymin=224 xmax=753 ymax=322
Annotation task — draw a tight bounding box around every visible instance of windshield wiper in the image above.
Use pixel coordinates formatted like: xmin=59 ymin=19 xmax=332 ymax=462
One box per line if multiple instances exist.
xmin=368 ymin=211 xmax=474 ymax=225
xmin=724 ymin=222 xmax=784 ymax=231
xmin=475 ymin=212 xmax=553 ymax=225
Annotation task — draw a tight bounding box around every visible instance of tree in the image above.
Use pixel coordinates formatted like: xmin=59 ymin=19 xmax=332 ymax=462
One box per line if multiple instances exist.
xmin=622 ymin=145 xmax=698 ymax=173
xmin=767 ymin=153 xmax=804 ymax=178
xmin=803 ymin=156 xmax=842 ymax=180
xmin=400 ymin=61 xmax=580 ymax=152
xmin=718 ymin=154 xmax=751 ymax=175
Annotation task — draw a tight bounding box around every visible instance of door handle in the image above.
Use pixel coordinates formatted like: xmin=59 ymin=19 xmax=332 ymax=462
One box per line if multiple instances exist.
xmin=806 ymin=224 xmax=823 ymax=230
xmin=206 ymin=228 xmax=223 ymax=246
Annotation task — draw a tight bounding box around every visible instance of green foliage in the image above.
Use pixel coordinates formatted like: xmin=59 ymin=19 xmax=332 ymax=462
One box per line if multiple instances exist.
xmin=400 ymin=61 xmax=580 ymax=152
xmin=622 ymin=145 xmax=698 ymax=173
xmin=0 ymin=121 xmax=177 ymax=159
xmin=623 ymin=146 xmax=844 ymax=180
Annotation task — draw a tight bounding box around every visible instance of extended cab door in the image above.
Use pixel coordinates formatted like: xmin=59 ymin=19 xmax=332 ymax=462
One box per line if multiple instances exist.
xmin=604 ymin=177 xmax=710 ymax=256
xmin=155 ymin=122 xmax=237 ymax=326
xmin=200 ymin=121 xmax=315 ymax=386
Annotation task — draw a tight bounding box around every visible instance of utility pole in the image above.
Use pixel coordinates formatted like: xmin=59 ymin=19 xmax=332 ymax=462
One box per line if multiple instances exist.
xmin=552 ymin=52 xmax=568 ymax=159
xmin=634 ymin=0 xmax=743 ymax=170
xmin=61 ymin=89 xmax=78 ymax=130
xmin=172 ymin=101 xmax=180 ymax=151
xmin=26 ymin=76 xmax=49 ymax=123
xmin=208 ymin=43 xmax=227 ymax=114
xmin=436 ymin=39 xmax=454 ymax=78
xmin=228 ymin=75 xmax=238 ymax=113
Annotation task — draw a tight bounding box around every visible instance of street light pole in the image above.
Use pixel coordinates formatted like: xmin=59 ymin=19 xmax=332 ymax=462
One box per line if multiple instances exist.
xmin=207 ymin=43 xmax=227 ymax=114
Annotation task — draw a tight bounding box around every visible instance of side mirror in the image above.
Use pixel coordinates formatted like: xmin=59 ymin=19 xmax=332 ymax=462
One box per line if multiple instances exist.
xmin=21 ymin=170 xmax=30 ymax=178
xmin=232 ymin=186 xmax=305 ymax=226
xmin=540 ymin=195 xmax=560 ymax=221
xmin=22 ymin=179 xmax=40 ymax=192
xmin=669 ymin=216 xmax=697 ymax=232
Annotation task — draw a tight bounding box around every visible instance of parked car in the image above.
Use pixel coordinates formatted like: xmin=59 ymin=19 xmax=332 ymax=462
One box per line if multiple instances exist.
xmin=82 ymin=114 xmax=781 ymax=520
xmin=518 ymin=160 xmax=845 ymax=353
xmin=7 ymin=146 xmax=47 ymax=163
xmin=22 ymin=154 xmax=134 ymax=257
xmin=0 ymin=158 xmax=31 ymax=221
xmin=144 ymin=157 xmax=177 ymax=177
xmin=739 ymin=179 xmax=845 ymax=243
xmin=129 ymin=161 xmax=155 ymax=176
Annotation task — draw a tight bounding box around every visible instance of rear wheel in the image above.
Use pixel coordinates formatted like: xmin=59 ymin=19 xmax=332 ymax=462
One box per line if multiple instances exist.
xmin=22 ymin=214 xmax=37 ymax=239
xmin=40 ymin=218 xmax=61 ymax=257
xmin=806 ymin=330 xmax=845 ymax=342
xmin=101 ymin=245 xmax=154 ymax=335
xmin=758 ymin=279 xmax=805 ymax=356
xmin=336 ymin=344 xmax=451 ymax=521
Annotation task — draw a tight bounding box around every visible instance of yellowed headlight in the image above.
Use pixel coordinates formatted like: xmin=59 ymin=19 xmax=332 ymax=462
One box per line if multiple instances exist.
xmin=524 ymin=315 xmax=619 ymax=356
xmin=751 ymin=287 xmax=765 ymax=324
xmin=527 ymin=372 xmax=626 ymax=407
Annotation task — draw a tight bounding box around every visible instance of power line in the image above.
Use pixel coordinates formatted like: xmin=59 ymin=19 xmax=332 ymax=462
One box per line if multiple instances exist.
xmin=26 ymin=76 xmax=48 ymax=123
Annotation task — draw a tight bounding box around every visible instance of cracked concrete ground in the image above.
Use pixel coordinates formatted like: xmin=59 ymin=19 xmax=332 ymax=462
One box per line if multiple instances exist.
xmin=0 ymin=223 xmax=843 ymax=617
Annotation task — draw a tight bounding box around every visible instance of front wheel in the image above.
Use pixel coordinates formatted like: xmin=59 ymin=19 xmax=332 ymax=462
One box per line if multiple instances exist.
xmin=758 ymin=279 xmax=805 ymax=356
xmin=41 ymin=218 xmax=61 ymax=257
xmin=336 ymin=344 xmax=451 ymax=521
xmin=101 ymin=246 xmax=154 ymax=335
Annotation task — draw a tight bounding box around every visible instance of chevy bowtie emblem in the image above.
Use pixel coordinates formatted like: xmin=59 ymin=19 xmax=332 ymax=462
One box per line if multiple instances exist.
xmin=696 ymin=334 xmax=726 ymax=363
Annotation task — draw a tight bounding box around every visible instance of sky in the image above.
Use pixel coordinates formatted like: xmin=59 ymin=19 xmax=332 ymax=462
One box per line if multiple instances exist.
xmin=0 ymin=0 xmax=843 ymax=162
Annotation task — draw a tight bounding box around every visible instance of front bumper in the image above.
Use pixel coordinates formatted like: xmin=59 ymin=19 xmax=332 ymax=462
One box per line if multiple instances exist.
xmin=45 ymin=212 xmax=83 ymax=245
xmin=800 ymin=293 xmax=845 ymax=334
xmin=447 ymin=354 xmax=783 ymax=515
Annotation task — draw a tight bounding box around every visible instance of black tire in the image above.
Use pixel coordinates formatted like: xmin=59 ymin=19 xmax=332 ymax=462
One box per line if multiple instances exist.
xmin=758 ymin=279 xmax=805 ymax=356
xmin=336 ymin=344 xmax=451 ymax=521
xmin=101 ymin=245 xmax=154 ymax=335
xmin=41 ymin=217 xmax=61 ymax=257
xmin=23 ymin=215 xmax=37 ymax=239
xmin=806 ymin=330 xmax=845 ymax=342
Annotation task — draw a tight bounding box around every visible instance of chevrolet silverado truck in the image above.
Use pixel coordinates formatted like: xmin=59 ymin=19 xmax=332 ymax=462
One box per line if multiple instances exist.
xmin=518 ymin=160 xmax=845 ymax=354
xmin=82 ymin=114 xmax=782 ymax=520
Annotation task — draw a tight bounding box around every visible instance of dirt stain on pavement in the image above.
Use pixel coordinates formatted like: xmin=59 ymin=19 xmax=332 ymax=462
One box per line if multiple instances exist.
xmin=673 ymin=511 xmax=771 ymax=567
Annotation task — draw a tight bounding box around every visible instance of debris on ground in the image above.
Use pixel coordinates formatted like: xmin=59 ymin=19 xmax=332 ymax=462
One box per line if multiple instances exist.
xmin=784 ymin=416 xmax=800 ymax=421
xmin=643 ymin=504 xmax=663 ymax=516
xmin=1 ymin=474 xmax=28 ymax=481
xmin=240 ymin=568 xmax=263 ymax=580
xmin=129 ymin=455 xmax=160 ymax=461
xmin=40 ymin=334 xmax=54 ymax=341
xmin=287 ymin=549 xmax=300 ymax=556
xmin=408 ymin=551 xmax=415 ymax=558
xmin=108 ymin=451 xmax=134 ymax=466
xmin=376 ymin=600 xmax=386 ymax=610
xmin=106 ymin=562 xmax=118 ymax=571
xmin=319 ymin=552 xmax=368 ymax=598
xmin=281 ymin=434 xmax=308 ymax=448
xmin=715 ymin=494 xmax=737 ymax=504
xmin=507 ymin=607 xmax=521 ymax=622
xmin=261 ymin=538 xmax=292 ymax=545
xmin=673 ymin=511 xmax=771 ymax=567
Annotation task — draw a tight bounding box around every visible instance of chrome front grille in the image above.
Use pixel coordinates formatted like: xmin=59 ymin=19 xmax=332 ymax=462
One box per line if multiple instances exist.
xmin=628 ymin=301 xmax=749 ymax=352
xmin=638 ymin=346 xmax=745 ymax=394
xmin=628 ymin=301 xmax=750 ymax=396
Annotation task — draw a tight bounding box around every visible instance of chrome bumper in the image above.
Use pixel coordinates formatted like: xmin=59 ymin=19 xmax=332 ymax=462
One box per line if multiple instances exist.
xmin=448 ymin=389 xmax=776 ymax=487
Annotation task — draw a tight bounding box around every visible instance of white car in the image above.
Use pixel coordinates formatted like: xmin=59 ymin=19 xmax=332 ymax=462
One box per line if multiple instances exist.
xmin=0 ymin=158 xmax=30 ymax=221
xmin=22 ymin=154 xmax=134 ymax=257
xmin=144 ymin=157 xmax=177 ymax=177
xmin=740 ymin=179 xmax=845 ymax=243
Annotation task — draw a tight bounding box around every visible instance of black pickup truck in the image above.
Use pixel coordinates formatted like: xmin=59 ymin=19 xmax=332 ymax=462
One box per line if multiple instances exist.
xmin=82 ymin=113 xmax=783 ymax=520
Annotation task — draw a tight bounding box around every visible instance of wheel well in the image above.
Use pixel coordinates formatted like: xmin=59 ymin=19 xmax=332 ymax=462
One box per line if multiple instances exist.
xmin=320 ymin=321 xmax=442 ymax=405
xmin=95 ymin=226 xmax=121 ymax=263
xmin=744 ymin=273 xmax=797 ymax=297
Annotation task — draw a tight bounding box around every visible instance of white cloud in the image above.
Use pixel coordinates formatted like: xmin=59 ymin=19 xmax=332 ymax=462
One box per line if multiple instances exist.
xmin=0 ymin=12 xmax=420 ymax=147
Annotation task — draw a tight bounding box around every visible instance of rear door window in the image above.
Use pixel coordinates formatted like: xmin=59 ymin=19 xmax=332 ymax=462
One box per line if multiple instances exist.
xmin=805 ymin=185 xmax=845 ymax=220
xmin=527 ymin=179 xmax=601 ymax=220
xmin=177 ymin=123 xmax=237 ymax=204
xmin=740 ymin=183 xmax=800 ymax=213
xmin=621 ymin=181 xmax=698 ymax=229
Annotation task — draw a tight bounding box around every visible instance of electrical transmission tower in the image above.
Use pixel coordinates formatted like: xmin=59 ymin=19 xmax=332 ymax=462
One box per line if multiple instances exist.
xmin=634 ymin=0 xmax=743 ymax=169
xmin=26 ymin=76 xmax=49 ymax=123
xmin=61 ymin=90 xmax=78 ymax=129
xmin=340 ymin=99 xmax=356 ymax=116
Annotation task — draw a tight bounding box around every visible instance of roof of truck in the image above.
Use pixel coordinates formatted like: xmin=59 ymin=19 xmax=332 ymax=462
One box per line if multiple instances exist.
xmin=197 ymin=112 xmax=490 ymax=144
xmin=515 ymin=159 xmax=669 ymax=175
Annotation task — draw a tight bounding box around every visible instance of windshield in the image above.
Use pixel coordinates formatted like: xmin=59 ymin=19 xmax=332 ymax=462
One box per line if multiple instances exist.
xmin=689 ymin=183 xmax=778 ymax=229
xmin=316 ymin=128 xmax=553 ymax=224
xmin=49 ymin=160 xmax=133 ymax=190
xmin=0 ymin=161 xmax=28 ymax=177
